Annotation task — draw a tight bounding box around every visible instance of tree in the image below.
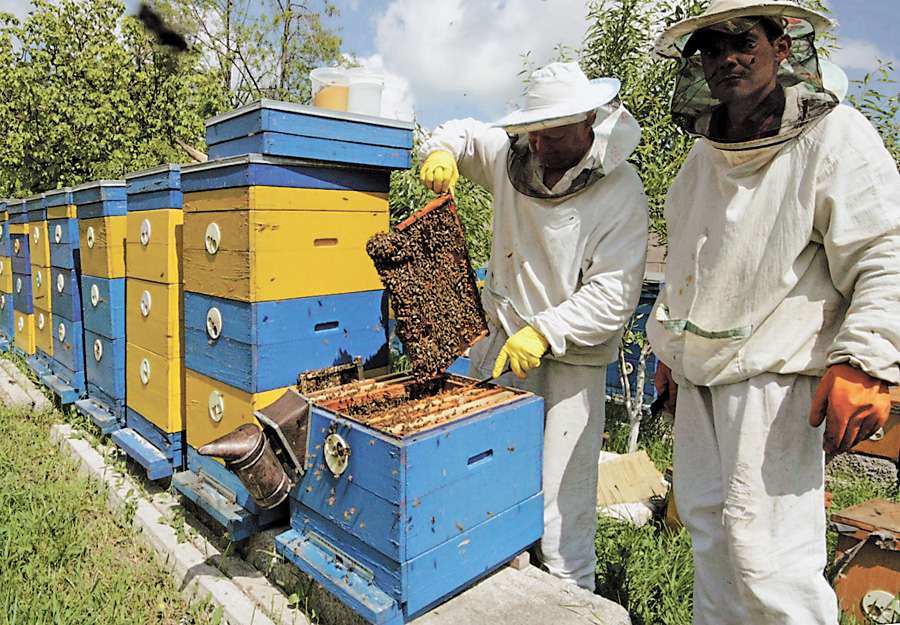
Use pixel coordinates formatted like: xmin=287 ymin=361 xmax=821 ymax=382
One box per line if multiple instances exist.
xmin=159 ymin=0 xmax=343 ymax=107
xmin=0 ymin=0 xmax=217 ymax=196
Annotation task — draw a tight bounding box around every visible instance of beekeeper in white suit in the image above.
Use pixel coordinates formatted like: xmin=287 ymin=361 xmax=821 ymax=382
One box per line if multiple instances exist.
xmin=418 ymin=62 xmax=649 ymax=590
xmin=647 ymin=1 xmax=900 ymax=623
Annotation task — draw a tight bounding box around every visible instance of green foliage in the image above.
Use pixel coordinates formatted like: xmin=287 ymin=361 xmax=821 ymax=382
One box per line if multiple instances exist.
xmin=390 ymin=127 xmax=494 ymax=271
xmin=594 ymin=516 xmax=694 ymax=625
xmin=161 ymin=0 xmax=343 ymax=107
xmin=0 ymin=0 xmax=216 ymax=196
xmin=581 ymin=0 xmax=706 ymax=245
xmin=846 ymin=62 xmax=900 ymax=164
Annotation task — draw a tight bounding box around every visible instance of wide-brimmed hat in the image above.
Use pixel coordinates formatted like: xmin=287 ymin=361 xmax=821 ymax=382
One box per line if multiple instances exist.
xmin=653 ymin=0 xmax=833 ymax=59
xmin=492 ymin=62 xmax=620 ymax=134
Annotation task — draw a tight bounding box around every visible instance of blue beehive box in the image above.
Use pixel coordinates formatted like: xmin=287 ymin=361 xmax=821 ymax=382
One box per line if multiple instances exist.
xmin=0 ymin=292 xmax=13 ymax=349
xmin=125 ymin=164 xmax=182 ymax=211
xmin=180 ymin=153 xmax=391 ymax=194
xmin=183 ymin=290 xmax=389 ymax=394
xmin=606 ymin=280 xmax=661 ymax=407
xmin=205 ymin=100 xmax=415 ymax=170
xmin=276 ymin=373 xmax=544 ymax=625
xmin=7 ymin=198 xmax=27 ymax=225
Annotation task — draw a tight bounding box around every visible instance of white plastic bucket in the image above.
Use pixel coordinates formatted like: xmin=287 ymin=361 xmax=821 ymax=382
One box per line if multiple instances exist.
xmin=347 ymin=68 xmax=384 ymax=117
xmin=310 ymin=67 xmax=350 ymax=111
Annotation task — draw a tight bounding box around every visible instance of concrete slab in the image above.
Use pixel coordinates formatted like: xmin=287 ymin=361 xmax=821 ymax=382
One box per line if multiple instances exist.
xmin=0 ymin=357 xmax=52 ymax=412
xmin=50 ymin=424 xmax=631 ymax=625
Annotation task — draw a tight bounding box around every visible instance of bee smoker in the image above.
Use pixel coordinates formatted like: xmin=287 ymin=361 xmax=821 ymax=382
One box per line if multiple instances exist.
xmin=198 ymin=388 xmax=310 ymax=509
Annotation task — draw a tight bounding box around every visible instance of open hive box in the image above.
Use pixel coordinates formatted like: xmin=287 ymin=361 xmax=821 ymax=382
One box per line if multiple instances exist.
xmin=274 ymin=197 xmax=544 ymax=625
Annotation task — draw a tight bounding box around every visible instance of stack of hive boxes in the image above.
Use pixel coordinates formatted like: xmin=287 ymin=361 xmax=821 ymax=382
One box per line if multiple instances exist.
xmin=8 ymin=198 xmax=34 ymax=357
xmin=172 ymin=100 xmax=412 ymax=540
xmin=0 ymin=201 xmax=12 ymax=351
xmin=73 ymin=181 xmax=127 ymax=433
xmin=111 ymin=165 xmax=185 ymax=480
xmin=43 ymin=187 xmax=85 ymax=404
xmin=26 ymin=194 xmax=54 ymax=379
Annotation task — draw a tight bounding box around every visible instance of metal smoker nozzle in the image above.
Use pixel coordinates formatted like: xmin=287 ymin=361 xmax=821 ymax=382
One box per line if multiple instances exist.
xmin=198 ymin=423 xmax=291 ymax=510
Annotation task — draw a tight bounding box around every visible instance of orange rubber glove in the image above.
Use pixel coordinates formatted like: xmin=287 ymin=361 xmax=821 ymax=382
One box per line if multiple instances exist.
xmin=493 ymin=326 xmax=550 ymax=379
xmin=653 ymin=361 xmax=678 ymax=416
xmin=809 ymin=363 xmax=891 ymax=455
xmin=419 ymin=150 xmax=459 ymax=196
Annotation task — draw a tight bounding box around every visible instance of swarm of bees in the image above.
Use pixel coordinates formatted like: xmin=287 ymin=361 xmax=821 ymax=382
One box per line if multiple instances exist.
xmin=367 ymin=196 xmax=487 ymax=379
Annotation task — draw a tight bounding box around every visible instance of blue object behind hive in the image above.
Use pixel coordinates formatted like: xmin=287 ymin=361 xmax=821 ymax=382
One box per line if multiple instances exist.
xmin=606 ymin=280 xmax=661 ymax=407
xmin=180 ymin=154 xmax=390 ymax=194
xmin=183 ymin=290 xmax=388 ymax=393
xmin=205 ymin=100 xmax=413 ymax=170
xmin=126 ymin=164 xmax=182 ymax=211
xmin=278 ymin=378 xmax=544 ymax=624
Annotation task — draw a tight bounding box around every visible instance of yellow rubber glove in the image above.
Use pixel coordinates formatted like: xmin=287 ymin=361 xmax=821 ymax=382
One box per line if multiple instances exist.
xmin=420 ymin=150 xmax=459 ymax=196
xmin=809 ymin=363 xmax=891 ymax=454
xmin=493 ymin=326 xmax=550 ymax=379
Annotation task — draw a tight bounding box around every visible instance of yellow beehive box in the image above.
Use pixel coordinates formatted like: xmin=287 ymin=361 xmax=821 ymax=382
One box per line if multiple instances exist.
xmin=127 ymin=341 xmax=184 ymax=434
xmin=0 ymin=256 xmax=11 ymax=292
xmin=34 ymin=306 xmax=53 ymax=355
xmin=126 ymin=208 xmax=183 ymax=284
xmin=184 ymin=367 xmax=287 ymax=451
xmin=126 ymin=278 xmax=183 ymax=360
xmin=183 ymin=209 xmax=387 ymax=302
xmin=183 ymin=186 xmax=388 ymax=214
xmin=13 ymin=310 xmax=35 ymax=355
xmin=29 ymin=221 xmax=50 ymax=267
xmin=30 ymin=264 xmax=52 ymax=310
xmin=47 ymin=204 xmax=76 ymax=220
xmin=79 ymin=215 xmax=127 ymax=278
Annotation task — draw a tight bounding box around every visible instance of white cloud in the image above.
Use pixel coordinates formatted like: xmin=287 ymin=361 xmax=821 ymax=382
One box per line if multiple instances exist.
xmin=348 ymin=53 xmax=416 ymax=122
xmin=372 ymin=0 xmax=591 ymax=123
xmin=832 ymin=38 xmax=898 ymax=71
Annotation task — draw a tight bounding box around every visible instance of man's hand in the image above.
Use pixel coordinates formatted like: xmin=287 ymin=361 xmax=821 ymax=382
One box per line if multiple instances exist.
xmin=493 ymin=326 xmax=550 ymax=379
xmin=653 ymin=361 xmax=678 ymax=416
xmin=809 ymin=363 xmax=891 ymax=454
xmin=420 ymin=150 xmax=459 ymax=196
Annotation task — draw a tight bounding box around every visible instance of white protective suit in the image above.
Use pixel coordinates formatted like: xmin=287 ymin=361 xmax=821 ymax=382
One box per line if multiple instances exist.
xmin=646 ymin=103 xmax=900 ymax=624
xmin=420 ymin=113 xmax=649 ymax=589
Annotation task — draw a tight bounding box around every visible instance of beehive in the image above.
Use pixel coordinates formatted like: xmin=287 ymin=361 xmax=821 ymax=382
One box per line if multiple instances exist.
xmin=174 ymin=103 xmax=413 ymax=541
xmin=0 ymin=203 xmax=10 ymax=351
xmin=26 ymin=192 xmax=50 ymax=382
xmin=851 ymin=387 xmax=900 ymax=463
xmin=832 ymin=498 xmax=900 ymax=623
xmin=204 ymin=99 xmax=414 ymax=169
xmin=111 ymin=165 xmax=186 ymax=480
xmin=73 ymin=180 xmax=127 ymax=432
xmin=276 ymin=373 xmax=544 ymax=625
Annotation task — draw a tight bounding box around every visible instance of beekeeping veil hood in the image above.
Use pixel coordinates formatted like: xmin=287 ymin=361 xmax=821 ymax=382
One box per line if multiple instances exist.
xmin=653 ymin=0 xmax=839 ymax=150
xmin=491 ymin=62 xmax=642 ymax=199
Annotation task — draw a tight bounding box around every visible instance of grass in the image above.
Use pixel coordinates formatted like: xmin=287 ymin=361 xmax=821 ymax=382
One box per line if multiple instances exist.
xmin=597 ymin=402 xmax=900 ymax=625
xmin=0 ymin=375 xmax=219 ymax=625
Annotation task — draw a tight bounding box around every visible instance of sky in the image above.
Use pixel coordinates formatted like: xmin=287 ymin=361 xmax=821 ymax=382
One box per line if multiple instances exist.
xmin=1 ymin=0 xmax=897 ymax=131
